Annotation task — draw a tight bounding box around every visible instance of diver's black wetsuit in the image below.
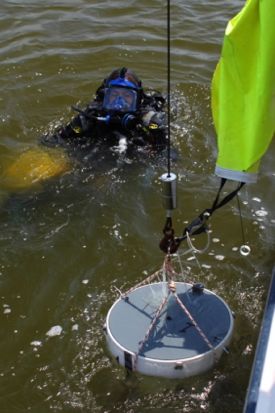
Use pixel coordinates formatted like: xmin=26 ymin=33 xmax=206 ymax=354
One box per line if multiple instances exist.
xmin=42 ymin=85 xmax=167 ymax=152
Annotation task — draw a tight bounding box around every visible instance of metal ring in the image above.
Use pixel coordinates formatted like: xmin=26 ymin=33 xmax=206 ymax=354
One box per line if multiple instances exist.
xmin=186 ymin=230 xmax=211 ymax=254
xmin=240 ymin=245 xmax=251 ymax=256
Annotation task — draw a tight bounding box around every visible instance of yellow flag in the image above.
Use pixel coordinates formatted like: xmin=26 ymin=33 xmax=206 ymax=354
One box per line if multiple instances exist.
xmin=212 ymin=0 xmax=275 ymax=183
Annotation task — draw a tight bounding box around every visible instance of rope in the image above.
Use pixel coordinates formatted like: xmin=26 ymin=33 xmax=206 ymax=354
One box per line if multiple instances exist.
xmin=163 ymin=253 xmax=177 ymax=279
xmin=130 ymin=256 xmax=216 ymax=370
xmin=121 ymin=268 xmax=163 ymax=299
xmin=120 ymin=255 xmax=179 ymax=300
xmin=118 ymin=252 xmax=197 ymax=303
xmin=173 ymin=293 xmax=214 ymax=350
xmin=133 ymin=292 xmax=170 ymax=371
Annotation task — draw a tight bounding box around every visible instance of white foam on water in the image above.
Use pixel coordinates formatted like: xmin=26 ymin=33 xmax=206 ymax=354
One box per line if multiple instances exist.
xmin=30 ymin=341 xmax=42 ymax=347
xmin=215 ymin=255 xmax=225 ymax=261
xmin=201 ymin=264 xmax=211 ymax=269
xmin=255 ymin=210 xmax=268 ymax=217
xmin=46 ymin=325 xmax=63 ymax=337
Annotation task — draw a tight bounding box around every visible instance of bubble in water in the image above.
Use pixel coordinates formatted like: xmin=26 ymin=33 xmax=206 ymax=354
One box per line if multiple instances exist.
xmin=46 ymin=325 xmax=63 ymax=337
xmin=30 ymin=341 xmax=42 ymax=347
xmin=255 ymin=210 xmax=268 ymax=217
xmin=252 ymin=197 xmax=261 ymax=203
xmin=215 ymin=255 xmax=225 ymax=261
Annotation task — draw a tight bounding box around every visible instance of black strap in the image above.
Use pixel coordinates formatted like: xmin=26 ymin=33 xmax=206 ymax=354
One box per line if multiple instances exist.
xmin=180 ymin=178 xmax=245 ymax=240
xmin=159 ymin=178 xmax=245 ymax=253
xmin=207 ymin=178 xmax=245 ymax=216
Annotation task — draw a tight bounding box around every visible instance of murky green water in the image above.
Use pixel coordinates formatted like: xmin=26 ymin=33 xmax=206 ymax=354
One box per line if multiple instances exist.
xmin=0 ymin=1 xmax=274 ymax=412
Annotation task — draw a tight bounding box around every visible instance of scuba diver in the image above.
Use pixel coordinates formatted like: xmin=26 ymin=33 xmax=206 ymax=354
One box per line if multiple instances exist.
xmin=1 ymin=68 xmax=167 ymax=193
xmin=42 ymin=67 xmax=167 ymax=152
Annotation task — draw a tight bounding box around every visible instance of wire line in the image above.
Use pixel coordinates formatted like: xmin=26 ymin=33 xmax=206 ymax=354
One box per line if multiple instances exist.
xmin=167 ymin=0 xmax=171 ymax=177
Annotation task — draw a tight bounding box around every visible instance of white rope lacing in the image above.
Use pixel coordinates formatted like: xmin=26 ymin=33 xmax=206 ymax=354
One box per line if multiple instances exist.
xmin=131 ymin=257 xmax=216 ymax=371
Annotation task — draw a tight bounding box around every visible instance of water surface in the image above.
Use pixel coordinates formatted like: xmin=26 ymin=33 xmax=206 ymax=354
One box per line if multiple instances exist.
xmin=0 ymin=1 xmax=274 ymax=412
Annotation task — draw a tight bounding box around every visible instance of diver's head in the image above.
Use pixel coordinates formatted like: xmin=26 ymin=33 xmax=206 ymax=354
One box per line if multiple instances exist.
xmin=103 ymin=68 xmax=142 ymax=113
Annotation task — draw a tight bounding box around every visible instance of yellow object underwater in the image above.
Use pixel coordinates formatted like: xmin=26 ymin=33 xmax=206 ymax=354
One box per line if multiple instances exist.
xmin=211 ymin=0 xmax=275 ymax=183
xmin=2 ymin=147 xmax=71 ymax=190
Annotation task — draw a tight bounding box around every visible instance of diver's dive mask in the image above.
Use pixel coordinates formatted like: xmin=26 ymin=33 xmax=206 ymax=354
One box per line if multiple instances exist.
xmin=103 ymin=77 xmax=139 ymax=113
